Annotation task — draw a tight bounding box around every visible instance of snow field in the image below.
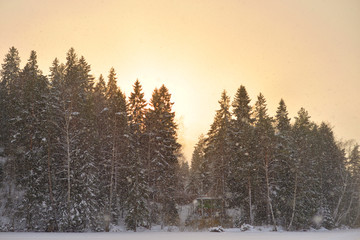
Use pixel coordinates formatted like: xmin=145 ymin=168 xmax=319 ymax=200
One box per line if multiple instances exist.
xmin=0 ymin=230 xmax=359 ymax=240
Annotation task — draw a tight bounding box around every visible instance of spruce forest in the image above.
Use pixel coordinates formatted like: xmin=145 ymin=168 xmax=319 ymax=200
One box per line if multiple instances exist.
xmin=0 ymin=47 xmax=359 ymax=232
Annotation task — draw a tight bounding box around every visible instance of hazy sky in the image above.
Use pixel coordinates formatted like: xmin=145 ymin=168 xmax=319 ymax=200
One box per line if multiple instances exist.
xmin=1 ymin=0 xmax=359 ymax=162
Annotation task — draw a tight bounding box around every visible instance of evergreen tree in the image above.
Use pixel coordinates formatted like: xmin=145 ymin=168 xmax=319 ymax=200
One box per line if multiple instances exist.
xmin=17 ymin=51 xmax=50 ymax=231
xmin=145 ymin=85 xmax=181 ymax=228
xmin=188 ymin=135 xmax=209 ymax=196
xmin=0 ymin=47 xmax=22 ymax=230
xmin=46 ymin=57 xmax=66 ymax=231
xmin=125 ymin=80 xmax=149 ymax=231
xmin=177 ymin=158 xmax=191 ymax=204
xmin=274 ymin=99 xmax=293 ymax=227
xmin=252 ymin=93 xmax=277 ymax=229
xmin=0 ymin=47 xmax=21 ymax=146
xmin=104 ymin=67 xmax=129 ymax=230
xmin=92 ymin=74 xmax=110 ymax=231
xmin=73 ymin=55 xmax=100 ymax=231
xmin=48 ymin=49 xmax=99 ymax=231
xmin=313 ymin=123 xmax=346 ymax=229
xmin=275 ymin=99 xmax=291 ymax=133
xmin=347 ymin=144 xmax=360 ymax=227
xmin=204 ymin=90 xmax=232 ymax=221
xmin=289 ymin=108 xmax=318 ymax=230
xmin=228 ymin=86 xmax=254 ymax=224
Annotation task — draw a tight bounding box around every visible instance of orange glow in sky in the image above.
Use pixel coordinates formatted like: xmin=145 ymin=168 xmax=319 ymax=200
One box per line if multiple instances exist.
xmin=1 ymin=0 xmax=360 ymax=162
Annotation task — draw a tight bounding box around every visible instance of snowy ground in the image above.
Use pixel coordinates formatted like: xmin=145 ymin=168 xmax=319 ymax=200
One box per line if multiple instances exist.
xmin=1 ymin=229 xmax=359 ymax=240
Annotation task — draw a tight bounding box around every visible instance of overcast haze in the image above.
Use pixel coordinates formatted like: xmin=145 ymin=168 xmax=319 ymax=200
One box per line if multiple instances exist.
xmin=1 ymin=0 xmax=359 ymax=162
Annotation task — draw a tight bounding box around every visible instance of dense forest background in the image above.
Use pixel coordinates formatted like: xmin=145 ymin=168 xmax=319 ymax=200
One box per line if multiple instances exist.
xmin=0 ymin=47 xmax=359 ymax=232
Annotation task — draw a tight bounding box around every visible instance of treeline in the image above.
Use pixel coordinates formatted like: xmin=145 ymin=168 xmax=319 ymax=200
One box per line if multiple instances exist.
xmin=0 ymin=47 xmax=359 ymax=232
xmin=188 ymin=87 xmax=360 ymax=230
xmin=0 ymin=47 xmax=186 ymax=232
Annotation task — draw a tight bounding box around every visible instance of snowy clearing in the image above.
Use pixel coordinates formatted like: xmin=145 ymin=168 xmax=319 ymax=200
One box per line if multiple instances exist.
xmin=0 ymin=230 xmax=359 ymax=240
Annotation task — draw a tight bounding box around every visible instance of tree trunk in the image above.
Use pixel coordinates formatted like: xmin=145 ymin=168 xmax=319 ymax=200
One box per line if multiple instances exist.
xmin=65 ymin=112 xmax=71 ymax=210
xmin=333 ymin=172 xmax=348 ymax=224
xmin=147 ymin=133 xmax=152 ymax=230
xmin=47 ymin=141 xmax=57 ymax=231
xmin=265 ymin=155 xmax=277 ymax=231
xmin=107 ymin=122 xmax=116 ymax=232
xmin=248 ymin=176 xmax=254 ymax=225
xmin=288 ymin=172 xmax=298 ymax=230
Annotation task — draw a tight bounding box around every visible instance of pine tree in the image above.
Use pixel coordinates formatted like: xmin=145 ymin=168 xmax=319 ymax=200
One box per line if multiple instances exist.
xmin=103 ymin=67 xmax=128 ymax=230
xmin=18 ymin=51 xmax=50 ymax=231
xmin=1 ymin=48 xmax=22 ymax=230
xmin=204 ymin=90 xmax=232 ymax=223
xmin=145 ymin=85 xmax=181 ymax=228
xmin=0 ymin=47 xmax=20 ymax=146
xmin=252 ymin=93 xmax=277 ymax=229
xmin=92 ymin=74 xmax=110 ymax=231
xmin=177 ymin=158 xmax=191 ymax=204
xmin=347 ymin=144 xmax=360 ymax=227
xmin=48 ymin=49 xmax=99 ymax=231
xmin=274 ymin=99 xmax=293 ymax=227
xmin=289 ymin=108 xmax=318 ymax=230
xmin=313 ymin=123 xmax=346 ymax=229
xmin=74 ymin=56 xmax=100 ymax=231
xmin=46 ymin=57 xmax=66 ymax=231
xmin=188 ymin=135 xmax=209 ymax=196
xmin=125 ymin=79 xmax=149 ymax=231
xmin=228 ymin=85 xmax=254 ymax=224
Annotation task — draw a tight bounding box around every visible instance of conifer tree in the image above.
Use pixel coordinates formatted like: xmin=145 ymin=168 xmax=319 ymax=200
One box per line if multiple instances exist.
xmin=103 ymin=67 xmax=129 ymax=230
xmin=1 ymin=47 xmax=21 ymax=197
xmin=347 ymin=144 xmax=360 ymax=227
xmin=289 ymin=108 xmax=318 ymax=230
xmin=228 ymin=86 xmax=254 ymax=224
xmin=92 ymin=74 xmax=110 ymax=230
xmin=17 ymin=51 xmax=50 ymax=230
xmin=44 ymin=57 xmax=66 ymax=231
xmin=314 ymin=123 xmax=346 ymax=229
xmin=253 ymin=93 xmax=277 ymax=229
xmin=125 ymin=80 xmax=149 ymax=231
xmin=73 ymin=56 xmax=100 ymax=231
xmin=274 ymin=99 xmax=293 ymax=227
xmin=48 ymin=49 xmax=99 ymax=231
xmin=204 ymin=90 xmax=232 ymax=221
xmin=188 ymin=135 xmax=209 ymax=196
xmin=0 ymin=47 xmax=21 ymax=146
xmin=145 ymin=85 xmax=181 ymax=228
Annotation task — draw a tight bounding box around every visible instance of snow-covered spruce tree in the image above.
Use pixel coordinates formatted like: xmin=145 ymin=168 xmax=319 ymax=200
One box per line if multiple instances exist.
xmin=228 ymin=85 xmax=255 ymax=225
xmin=103 ymin=68 xmax=129 ymax=231
xmin=0 ymin=47 xmax=21 ymax=231
xmin=1 ymin=50 xmax=53 ymax=231
xmin=188 ymin=134 xmax=210 ymax=197
xmin=92 ymin=74 xmax=111 ymax=231
xmin=47 ymin=49 xmax=99 ymax=231
xmin=347 ymin=144 xmax=360 ymax=227
xmin=273 ymin=99 xmax=294 ymax=227
xmin=252 ymin=93 xmax=277 ymax=230
xmin=145 ymin=85 xmax=181 ymax=229
xmin=177 ymin=158 xmax=191 ymax=205
xmin=71 ymin=55 xmax=102 ymax=231
xmin=16 ymin=51 xmax=50 ymax=231
xmin=288 ymin=108 xmax=319 ymax=230
xmin=0 ymin=47 xmax=20 ymax=147
xmin=204 ymin=90 xmax=232 ymax=224
xmin=312 ymin=123 xmax=346 ymax=229
xmin=46 ymin=57 xmax=66 ymax=231
xmin=125 ymin=79 xmax=149 ymax=231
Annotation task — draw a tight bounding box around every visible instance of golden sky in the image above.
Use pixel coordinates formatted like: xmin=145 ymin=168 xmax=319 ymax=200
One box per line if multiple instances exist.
xmin=1 ymin=0 xmax=360 ymax=162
